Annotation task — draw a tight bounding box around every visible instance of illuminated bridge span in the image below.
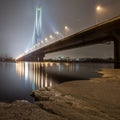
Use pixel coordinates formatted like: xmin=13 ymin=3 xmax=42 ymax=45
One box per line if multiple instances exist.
xmin=17 ymin=16 xmax=120 ymax=67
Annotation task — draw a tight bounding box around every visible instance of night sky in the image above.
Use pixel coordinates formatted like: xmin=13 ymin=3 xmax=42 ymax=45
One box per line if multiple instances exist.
xmin=0 ymin=0 xmax=120 ymax=58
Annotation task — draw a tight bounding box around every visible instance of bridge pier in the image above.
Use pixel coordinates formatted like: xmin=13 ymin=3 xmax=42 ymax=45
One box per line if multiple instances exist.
xmin=31 ymin=53 xmax=45 ymax=62
xmin=35 ymin=52 xmax=45 ymax=61
xmin=19 ymin=52 xmax=45 ymax=62
xmin=112 ymin=32 xmax=120 ymax=68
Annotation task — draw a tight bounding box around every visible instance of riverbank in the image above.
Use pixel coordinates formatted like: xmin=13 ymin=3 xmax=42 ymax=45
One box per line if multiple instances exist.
xmin=0 ymin=69 xmax=120 ymax=120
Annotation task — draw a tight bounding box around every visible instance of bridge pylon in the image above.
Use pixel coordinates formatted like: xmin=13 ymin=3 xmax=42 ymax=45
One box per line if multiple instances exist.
xmin=31 ymin=7 xmax=42 ymax=46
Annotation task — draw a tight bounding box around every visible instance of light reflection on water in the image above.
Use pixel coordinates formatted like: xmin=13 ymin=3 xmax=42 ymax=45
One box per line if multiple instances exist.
xmin=15 ymin=62 xmax=85 ymax=91
xmin=16 ymin=62 xmax=114 ymax=90
xmin=16 ymin=62 xmax=55 ymax=90
xmin=0 ymin=62 xmax=113 ymax=102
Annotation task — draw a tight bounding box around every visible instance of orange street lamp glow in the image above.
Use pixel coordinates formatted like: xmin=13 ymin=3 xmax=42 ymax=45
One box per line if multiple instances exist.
xmin=96 ymin=5 xmax=101 ymax=11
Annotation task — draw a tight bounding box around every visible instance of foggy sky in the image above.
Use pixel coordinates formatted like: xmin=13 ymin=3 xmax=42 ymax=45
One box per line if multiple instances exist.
xmin=0 ymin=0 xmax=120 ymax=58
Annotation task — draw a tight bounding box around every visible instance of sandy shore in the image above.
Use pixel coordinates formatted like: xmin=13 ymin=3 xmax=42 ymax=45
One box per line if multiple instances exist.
xmin=0 ymin=69 xmax=120 ymax=120
xmin=53 ymin=69 xmax=120 ymax=120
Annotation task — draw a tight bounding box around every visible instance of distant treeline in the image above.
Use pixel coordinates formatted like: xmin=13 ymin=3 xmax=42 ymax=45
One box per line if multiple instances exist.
xmin=0 ymin=56 xmax=114 ymax=63
xmin=79 ymin=58 xmax=114 ymax=63
xmin=0 ymin=56 xmax=15 ymax=62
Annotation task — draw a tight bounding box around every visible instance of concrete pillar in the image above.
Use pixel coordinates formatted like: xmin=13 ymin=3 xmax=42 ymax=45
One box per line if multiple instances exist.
xmin=32 ymin=52 xmax=45 ymax=62
xmin=38 ymin=53 xmax=45 ymax=61
xmin=112 ymin=32 xmax=120 ymax=68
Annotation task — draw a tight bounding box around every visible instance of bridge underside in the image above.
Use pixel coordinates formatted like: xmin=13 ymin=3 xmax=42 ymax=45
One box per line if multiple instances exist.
xmin=18 ymin=52 xmax=45 ymax=61
xmin=17 ymin=16 xmax=120 ymax=68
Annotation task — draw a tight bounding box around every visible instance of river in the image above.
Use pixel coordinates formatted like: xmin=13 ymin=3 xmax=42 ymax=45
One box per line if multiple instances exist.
xmin=0 ymin=62 xmax=113 ymax=102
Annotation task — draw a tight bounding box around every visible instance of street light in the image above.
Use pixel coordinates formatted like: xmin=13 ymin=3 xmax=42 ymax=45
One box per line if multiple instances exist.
xmin=41 ymin=40 xmax=43 ymax=44
xmin=55 ymin=31 xmax=61 ymax=40
xmin=55 ymin=31 xmax=59 ymax=35
xmin=55 ymin=31 xmax=64 ymax=40
xmin=64 ymin=26 xmax=69 ymax=31
xmin=64 ymin=25 xmax=70 ymax=37
xmin=96 ymin=5 xmax=101 ymax=11
xmin=25 ymin=50 xmax=28 ymax=54
xmin=45 ymin=37 xmax=48 ymax=42
xmin=49 ymin=35 xmax=53 ymax=39
xmin=95 ymin=5 xmax=103 ymax=24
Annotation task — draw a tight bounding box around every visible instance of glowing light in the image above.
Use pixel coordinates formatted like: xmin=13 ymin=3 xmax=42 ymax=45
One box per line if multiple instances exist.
xmin=15 ymin=54 xmax=24 ymax=60
xmin=50 ymin=63 xmax=53 ymax=67
xmin=55 ymin=31 xmax=59 ymax=35
xmin=49 ymin=35 xmax=53 ymax=39
xmin=25 ymin=50 xmax=28 ymax=54
xmin=96 ymin=5 xmax=101 ymax=11
xmin=45 ymin=38 xmax=48 ymax=41
xmin=65 ymin=26 xmax=69 ymax=31
xmin=25 ymin=62 xmax=28 ymax=81
xmin=41 ymin=40 xmax=43 ymax=44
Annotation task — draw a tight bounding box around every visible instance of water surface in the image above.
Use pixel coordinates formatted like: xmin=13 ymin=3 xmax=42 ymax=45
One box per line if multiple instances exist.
xmin=0 ymin=62 xmax=113 ymax=102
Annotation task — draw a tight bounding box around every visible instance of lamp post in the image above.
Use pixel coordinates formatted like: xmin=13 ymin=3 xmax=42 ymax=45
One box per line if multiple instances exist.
xmin=65 ymin=26 xmax=69 ymax=31
xmin=64 ymin=25 xmax=70 ymax=37
xmin=45 ymin=37 xmax=48 ymax=42
xmin=96 ymin=5 xmax=101 ymax=11
xmin=56 ymin=31 xmax=64 ymax=40
xmin=95 ymin=5 xmax=102 ymax=24
xmin=49 ymin=35 xmax=53 ymax=39
xmin=56 ymin=31 xmax=59 ymax=35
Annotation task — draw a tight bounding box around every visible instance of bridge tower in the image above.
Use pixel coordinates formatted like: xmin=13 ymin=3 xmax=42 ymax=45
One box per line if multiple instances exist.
xmin=32 ymin=7 xmax=42 ymax=45
xmin=28 ymin=7 xmax=44 ymax=61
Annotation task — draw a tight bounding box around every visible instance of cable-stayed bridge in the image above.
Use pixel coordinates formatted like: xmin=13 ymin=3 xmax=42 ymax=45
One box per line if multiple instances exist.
xmin=16 ymin=10 xmax=120 ymax=68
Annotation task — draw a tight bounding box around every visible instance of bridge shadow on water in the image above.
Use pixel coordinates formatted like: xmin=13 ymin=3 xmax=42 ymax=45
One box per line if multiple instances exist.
xmin=43 ymin=68 xmax=97 ymax=83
